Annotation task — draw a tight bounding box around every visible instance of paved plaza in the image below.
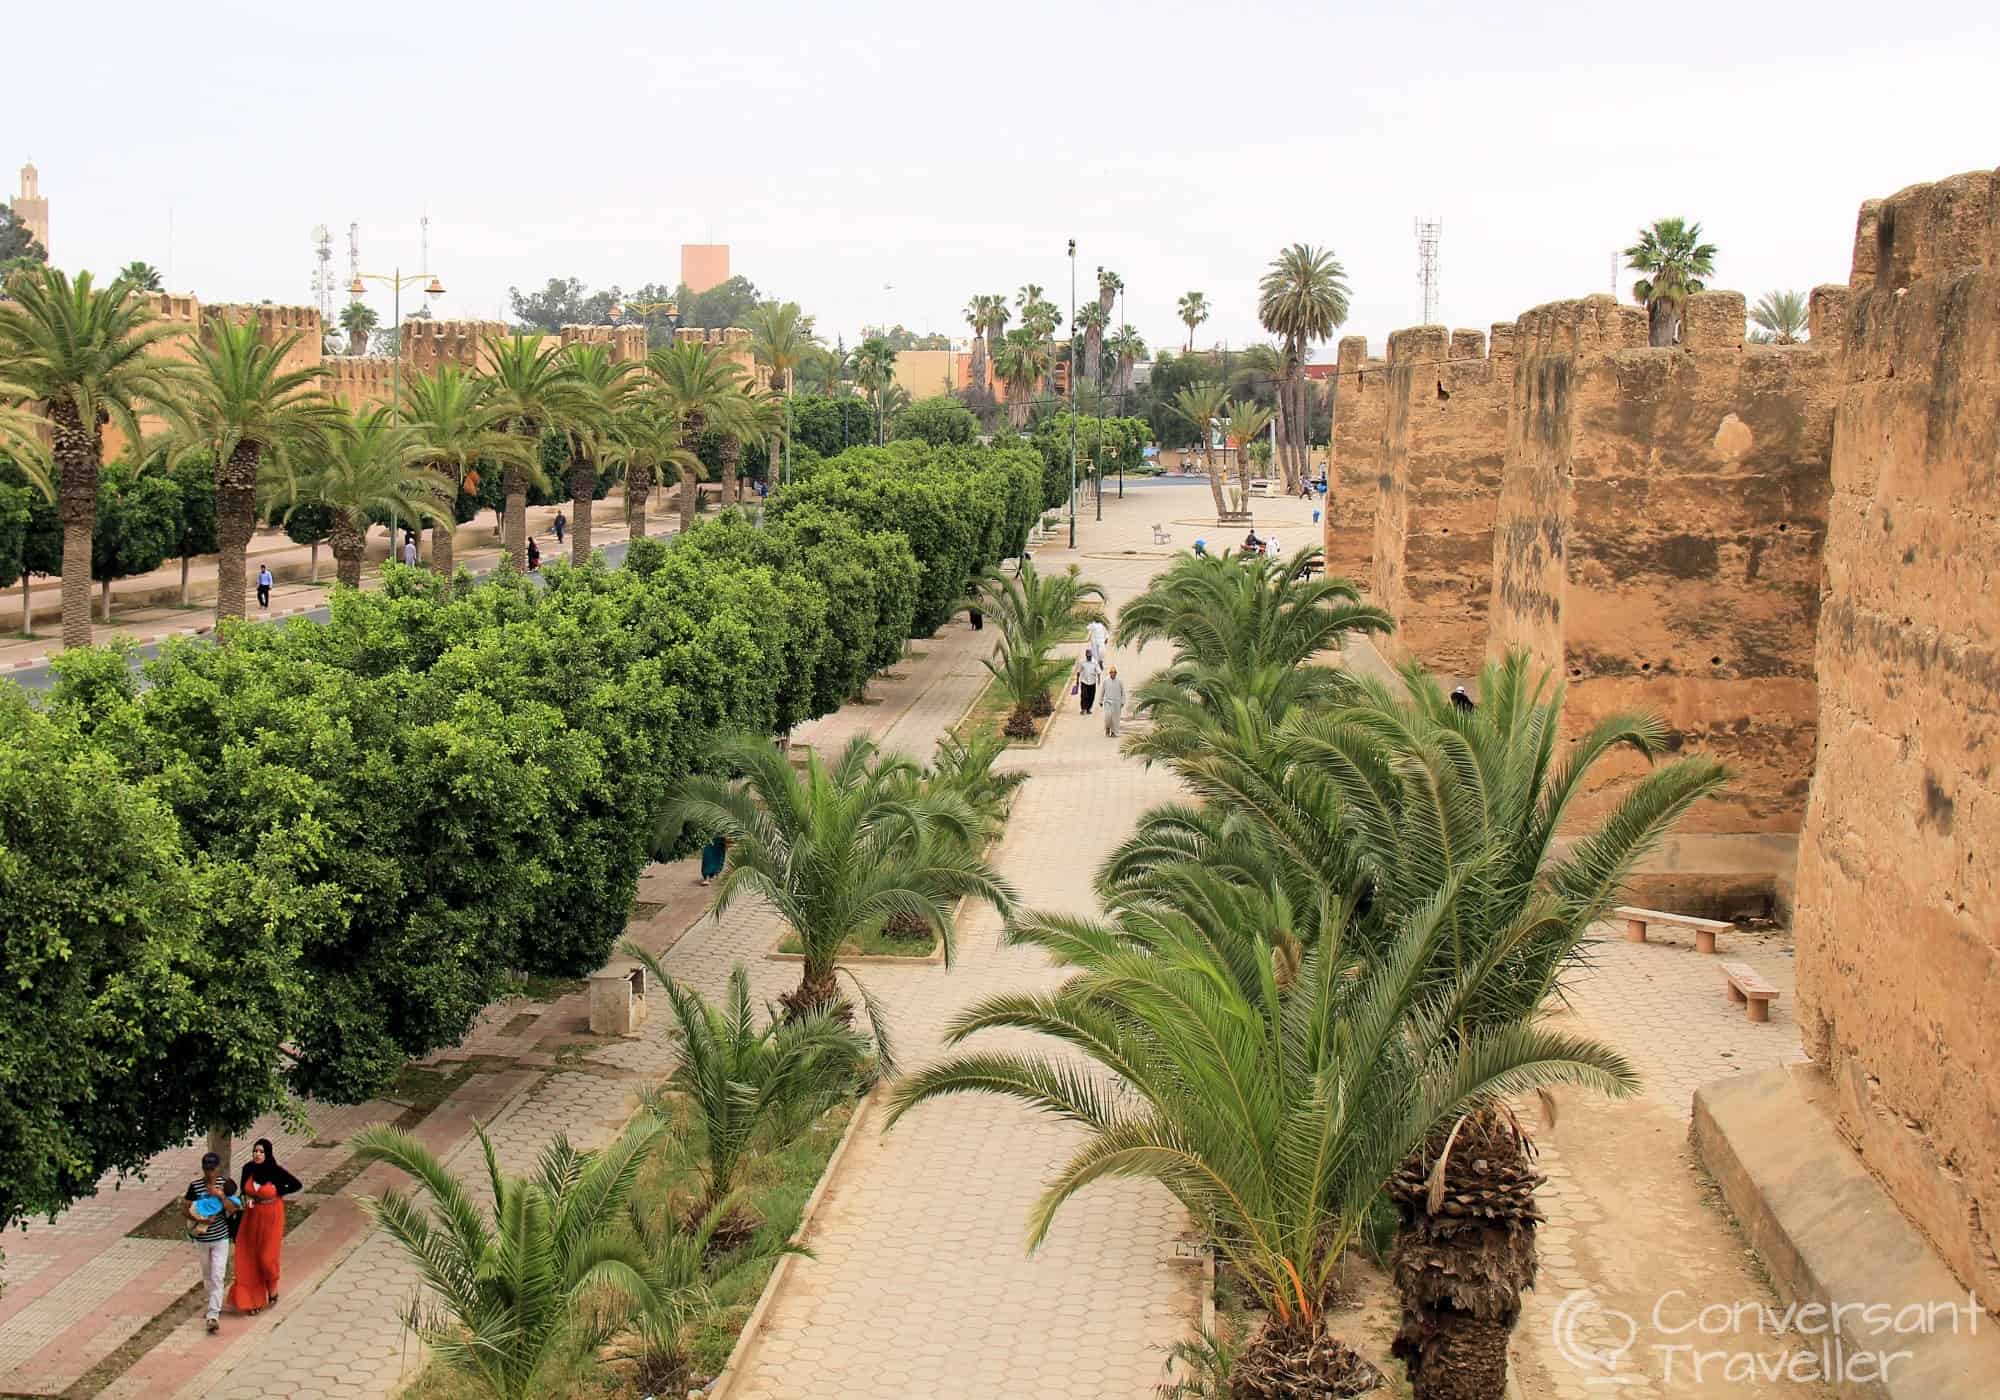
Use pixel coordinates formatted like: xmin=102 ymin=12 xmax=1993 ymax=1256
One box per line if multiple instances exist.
xmin=0 ymin=480 xmax=1820 ymax=1398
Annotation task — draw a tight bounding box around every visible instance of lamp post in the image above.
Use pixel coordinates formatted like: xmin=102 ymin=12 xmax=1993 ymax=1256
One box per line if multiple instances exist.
xmin=1118 ymin=285 xmax=1126 ymax=500
xmin=1094 ymin=266 xmax=1104 ymax=523
xmin=1067 ymin=239 xmax=1077 ymax=549
xmin=348 ymin=267 xmax=446 ymax=552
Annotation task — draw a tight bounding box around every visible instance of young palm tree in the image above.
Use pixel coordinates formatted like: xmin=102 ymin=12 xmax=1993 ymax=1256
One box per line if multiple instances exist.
xmin=351 ymin=1116 xmax=665 ymax=1400
xmin=479 ymin=333 xmax=574 ymax=566
xmin=666 ymin=734 xmax=1018 ymax=1050
xmin=709 ymin=387 xmax=784 ymax=504
xmin=167 ymin=315 xmax=341 ymax=624
xmin=621 ymin=954 xmax=869 ymax=1217
xmin=116 ymin=261 xmax=164 ymax=291
xmin=337 ymin=300 xmax=378 ymax=356
xmin=1625 ymin=217 xmax=1718 ymax=347
xmin=649 ymin=340 xmax=745 ymax=530
xmin=851 ymin=336 xmax=898 ymax=445
xmin=993 ymin=329 xmax=1051 ymax=429
xmin=1749 ymin=288 xmax=1808 ymax=344
xmin=1177 ymin=291 xmax=1211 ymax=352
xmin=558 ymin=342 xmax=639 ymax=562
xmin=1225 ymin=397 xmax=1274 ymax=496
xmin=983 ymin=634 xmax=1073 ymax=737
xmin=400 ymin=364 xmax=532 ymax=583
xmin=746 ymin=300 xmax=815 ymax=482
xmin=0 ymin=266 xmax=192 ymax=648
xmin=970 ymin=559 xmax=1106 ymax=658
xmin=1259 ymin=244 xmax=1349 ymax=491
xmin=272 ymin=409 xmax=448 ymax=588
xmin=1171 ymin=381 xmax=1231 ymax=516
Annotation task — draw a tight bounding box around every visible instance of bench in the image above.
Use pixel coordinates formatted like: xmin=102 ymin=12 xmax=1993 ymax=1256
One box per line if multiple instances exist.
xmin=1719 ymin=960 xmax=1780 ymax=1022
xmin=1151 ymin=524 xmax=1173 ymax=544
xmin=1616 ymin=904 xmax=1733 ymax=955
xmin=1249 ymin=478 xmax=1274 ymax=497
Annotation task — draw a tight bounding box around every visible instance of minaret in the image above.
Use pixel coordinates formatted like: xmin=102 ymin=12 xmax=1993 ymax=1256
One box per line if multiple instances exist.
xmin=12 ymin=162 xmax=49 ymax=254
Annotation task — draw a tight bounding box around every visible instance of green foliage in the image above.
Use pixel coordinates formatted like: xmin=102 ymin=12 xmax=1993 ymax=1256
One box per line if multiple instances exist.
xmin=889 ymin=394 xmax=979 ymax=447
xmin=0 ymin=481 xmax=28 ymax=590
xmin=785 ymin=396 xmax=875 ymax=458
xmin=165 ymin=452 xmax=218 ymax=562
xmin=91 ymin=463 xmax=180 ymax=590
xmin=283 ymin=501 xmax=334 ymax=550
xmin=0 ymin=208 xmax=47 ymax=267
xmin=1029 ymin=414 xmax=1152 ymax=510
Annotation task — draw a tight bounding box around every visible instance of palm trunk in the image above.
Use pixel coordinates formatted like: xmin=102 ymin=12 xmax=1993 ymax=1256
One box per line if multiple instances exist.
xmin=502 ymin=466 xmax=527 ymax=569
xmin=429 ymin=517 xmax=453 ymax=586
xmin=213 ymin=439 xmax=260 ymax=627
xmin=1206 ymin=453 xmax=1227 ymax=517
xmin=49 ymin=402 xmax=99 ymax=651
xmin=627 ymin=462 xmax=649 ymax=535
xmin=1648 ymin=299 xmax=1675 ymax=347
xmin=568 ymin=456 xmax=594 ymax=565
xmin=719 ymin=437 xmax=740 ymax=506
xmin=679 ymin=412 xmax=705 ymax=532
xmin=331 ymin=511 xmax=366 ymax=589
xmin=1084 ymin=333 xmax=1102 ymax=389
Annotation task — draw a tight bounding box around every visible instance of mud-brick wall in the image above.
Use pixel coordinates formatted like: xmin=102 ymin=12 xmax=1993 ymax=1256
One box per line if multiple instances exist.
xmin=1373 ymin=323 xmax=1514 ymax=678
xmin=1324 ymin=335 xmax=1386 ymax=584
xmin=1488 ymin=291 xmax=1839 ymax=834
xmin=1794 ymin=167 xmax=2000 ymax=1313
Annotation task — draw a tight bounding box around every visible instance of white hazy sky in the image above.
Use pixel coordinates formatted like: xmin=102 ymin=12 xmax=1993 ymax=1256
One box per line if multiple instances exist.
xmin=9 ymin=1 xmax=1996 ymax=359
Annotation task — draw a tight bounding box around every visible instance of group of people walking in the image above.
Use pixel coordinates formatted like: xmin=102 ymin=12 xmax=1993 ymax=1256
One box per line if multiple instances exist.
xmin=183 ymin=1141 xmax=302 ymax=1334
xmin=1075 ymin=616 xmax=1127 ymax=737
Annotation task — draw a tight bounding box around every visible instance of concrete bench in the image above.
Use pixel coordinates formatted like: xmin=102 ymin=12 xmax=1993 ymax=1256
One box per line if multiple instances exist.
xmin=588 ymin=960 xmax=649 ymax=1037
xmin=1616 ymin=904 xmax=1733 ymax=955
xmin=1719 ymin=960 xmax=1780 ymax=1023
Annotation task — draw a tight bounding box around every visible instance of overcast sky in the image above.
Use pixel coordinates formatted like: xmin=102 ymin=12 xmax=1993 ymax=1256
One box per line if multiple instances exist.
xmin=10 ymin=0 xmax=1996 ymax=359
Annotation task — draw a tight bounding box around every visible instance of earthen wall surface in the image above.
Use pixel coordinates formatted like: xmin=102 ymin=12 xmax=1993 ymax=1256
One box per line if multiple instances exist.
xmin=403 ymin=319 xmax=511 ymax=376
xmin=1794 ymin=167 xmax=2000 ymax=1312
xmin=1372 ymin=323 xmax=1513 ymax=678
xmin=559 ymin=323 xmax=648 ymax=362
xmin=1487 ymin=291 xmax=1838 ymax=834
xmin=1323 ymin=334 xmax=1386 ymax=583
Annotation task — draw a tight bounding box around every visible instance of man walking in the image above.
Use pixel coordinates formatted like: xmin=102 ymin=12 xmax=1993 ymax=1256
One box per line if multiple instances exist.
xmin=402 ymin=535 xmax=418 ymax=568
xmin=184 ymin=1151 xmax=240 ymax=1333
xmin=1077 ymin=650 xmax=1102 ymax=715
xmin=255 ymin=565 xmax=272 ymax=609
xmin=1102 ymin=665 xmax=1126 ymax=737
xmin=1085 ymin=615 xmax=1109 ymax=666
xmin=552 ymin=510 xmax=567 ymax=546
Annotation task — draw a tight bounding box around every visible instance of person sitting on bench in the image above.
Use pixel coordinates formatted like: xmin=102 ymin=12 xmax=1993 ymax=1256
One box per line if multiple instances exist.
xmin=1242 ymin=529 xmax=1263 ymax=554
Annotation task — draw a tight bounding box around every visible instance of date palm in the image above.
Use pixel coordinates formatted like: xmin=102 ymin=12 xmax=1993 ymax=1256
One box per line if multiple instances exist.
xmin=116 ymin=261 xmax=164 ymax=292
xmin=558 ymin=342 xmax=639 ymax=562
xmin=1260 ymin=244 xmax=1349 ymax=492
xmin=1177 ymin=291 xmax=1211 ymax=352
xmin=611 ymin=398 xmax=699 ymax=534
xmin=0 ymin=267 xmax=192 ymax=647
xmin=649 ymin=340 xmax=745 ymax=530
xmin=351 ymin=1117 xmax=665 ymax=1400
xmin=747 ymin=300 xmax=815 ymax=482
xmin=165 ymin=315 xmax=342 ymax=624
xmin=1749 ymin=288 xmax=1808 ymax=345
xmin=270 ymin=408 xmax=449 ymax=588
xmin=400 ymin=365 xmax=532 ymax=584
xmin=479 ymin=333 xmax=575 ymax=566
xmin=1625 ymin=217 xmax=1718 ymax=347
xmin=337 ymin=300 xmax=378 ymax=356
xmin=992 ymin=328 xmax=1050 ymax=428
xmin=1225 ymin=397 xmax=1274 ymax=495
xmin=1171 ymin=381 xmax=1231 ymax=516
xmin=666 ymin=734 xmax=1018 ymax=1055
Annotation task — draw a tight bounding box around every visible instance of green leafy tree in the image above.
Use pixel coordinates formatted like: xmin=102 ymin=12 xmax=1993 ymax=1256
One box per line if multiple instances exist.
xmin=159 ymin=451 xmax=218 ymax=603
xmin=674 ymin=275 xmax=763 ymax=331
xmin=1259 ymin=243 xmax=1349 ymax=490
xmin=1750 ymin=288 xmax=1808 ymax=344
xmin=479 ymin=333 xmax=575 ymax=566
xmin=89 ymin=463 xmax=179 ymax=622
xmin=0 ymin=266 xmax=192 ymax=647
xmin=351 ymin=1117 xmax=665 ymax=1400
xmin=1177 ymin=290 xmax=1210 ymax=352
xmin=890 ymin=394 xmax=978 ymax=446
xmin=0 ymin=207 xmax=47 ymax=268
xmin=1625 ymin=217 xmax=1718 ymax=346
xmin=337 ymin=301 xmax=378 ymax=356
xmin=283 ymin=500 xmax=333 ymax=583
xmin=506 ymin=276 xmax=619 ymax=334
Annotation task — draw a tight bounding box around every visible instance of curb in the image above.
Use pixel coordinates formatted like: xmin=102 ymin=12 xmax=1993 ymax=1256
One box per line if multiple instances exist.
xmin=702 ymin=1085 xmax=879 ymax=1400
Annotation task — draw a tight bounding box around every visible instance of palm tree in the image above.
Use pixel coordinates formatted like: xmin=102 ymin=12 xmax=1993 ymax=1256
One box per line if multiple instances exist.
xmin=610 ymin=397 xmax=699 ymax=534
xmin=964 ymin=294 xmax=1008 ymax=395
xmin=1259 ymin=244 xmax=1349 ymax=492
xmin=480 ymin=333 xmax=575 ymax=566
xmin=1177 ymin=291 xmax=1211 ymax=352
xmin=746 ymin=300 xmax=815 ymax=482
xmin=167 ymin=315 xmax=341 ymax=623
xmin=666 ymin=734 xmax=1018 ymax=1048
xmin=400 ymin=365 xmax=531 ymax=583
xmin=704 ymin=385 xmax=774 ymax=505
xmin=621 ymin=954 xmax=869 ymax=1218
xmin=1625 ymin=218 xmax=1718 ymax=347
xmin=968 ymin=560 xmax=1105 ymax=729
xmin=1075 ymin=302 xmax=1111 ymax=389
xmin=992 ymin=328 xmax=1050 ymax=429
xmin=558 ymin=342 xmax=639 ymax=562
xmin=337 ymin=301 xmax=378 ymax=356
xmin=116 ymin=261 xmax=164 ymax=291
xmin=649 ymin=340 xmax=745 ymax=530
xmin=0 ymin=267 xmax=191 ymax=648
xmin=272 ymin=409 xmax=448 ymax=588
xmin=1171 ymin=381 xmax=1231 ymax=516
xmin=1225 ymin=397 xmax=1274 ymax=497
xmin=1105 ymin=325 xmax=1147 ymax=399
xmin=1749 ymin=289 xmax=1808 ymax=344
xmin=351 ymin=1117 xmax=665 ymax=1400
xmin=851 ymin=336 xmax=897 ymax=445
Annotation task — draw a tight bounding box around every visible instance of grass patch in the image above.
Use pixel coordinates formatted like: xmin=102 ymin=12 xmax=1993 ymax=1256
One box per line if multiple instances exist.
xmin=949 ymin=669 xmax=1053 ymax=748
xmin=776 ymin=924 xmax=938 ymax=958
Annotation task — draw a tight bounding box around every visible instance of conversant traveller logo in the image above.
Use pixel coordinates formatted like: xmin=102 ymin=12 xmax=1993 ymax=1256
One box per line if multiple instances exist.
xmin=1550 ymin=1288 xmax=1986 ymax=1387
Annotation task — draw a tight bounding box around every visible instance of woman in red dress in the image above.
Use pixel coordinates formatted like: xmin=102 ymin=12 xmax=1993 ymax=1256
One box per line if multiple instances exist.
xmin=228 ymin=1139 xmax=301 ymax=1313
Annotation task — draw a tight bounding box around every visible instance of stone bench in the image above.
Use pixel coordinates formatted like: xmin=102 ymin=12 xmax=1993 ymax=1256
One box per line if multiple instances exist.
xmin=1719 ymin=960 xmax=1780 ymax=1023
xmin=1616 ymin=904 xmax=1732 ymax=954
xmin=588 ymin=960 xmax=649 ymax=1037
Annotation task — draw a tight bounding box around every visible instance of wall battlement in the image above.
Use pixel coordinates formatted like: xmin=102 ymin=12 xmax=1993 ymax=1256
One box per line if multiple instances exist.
xmin=559 ymin=323 xmax=648 ymax=362
xmin=403 ymin=319 xmax=509 ymax=376
xmin=324 ymin=356 xmax=396 ymax=409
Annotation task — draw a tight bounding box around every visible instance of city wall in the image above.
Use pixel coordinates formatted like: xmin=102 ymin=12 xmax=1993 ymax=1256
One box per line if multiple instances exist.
xmin=1485 ymin=290 xmax=1840 ymax=834
xmin=560 ymin=322 xmax=648 ymax=363
xmin=1371 ymin=323 xmax=1514 ymax=678
xmin=1323 ymin=334 xmax=1386 ymax=581
xmin=1792 ymin=167 xmax=2000 ymax=1312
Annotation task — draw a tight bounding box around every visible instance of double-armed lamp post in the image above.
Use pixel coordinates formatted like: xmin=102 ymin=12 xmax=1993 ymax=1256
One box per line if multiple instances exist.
xmin=348 ymin=268 xmax=445 ymax=548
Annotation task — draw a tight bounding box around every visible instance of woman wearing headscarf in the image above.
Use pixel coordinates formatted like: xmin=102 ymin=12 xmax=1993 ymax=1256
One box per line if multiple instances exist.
xmin=228 ymin=1138 xmax=301 ymax=1313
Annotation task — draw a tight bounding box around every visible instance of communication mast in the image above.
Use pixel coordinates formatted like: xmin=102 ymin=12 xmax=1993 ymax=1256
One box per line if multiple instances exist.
xmin=420 ymin=213 xmax=430 ymax=273
xmin=346 ymin=223 xmax=361 ymax=298
xmin=311 ymin=225 xmax=333 ymax=321
xmin=1415 ymin=217 xmax=1442 ymax=325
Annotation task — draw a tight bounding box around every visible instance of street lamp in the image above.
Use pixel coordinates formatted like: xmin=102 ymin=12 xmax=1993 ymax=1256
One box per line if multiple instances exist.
xmin=349 ymin=266 xmax=446 ymax=549
xmin=1067 ymin=239 xmax=1077 ymax=550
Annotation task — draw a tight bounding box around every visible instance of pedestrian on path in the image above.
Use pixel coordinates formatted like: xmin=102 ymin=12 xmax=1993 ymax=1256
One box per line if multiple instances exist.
xmin=1102 ymin=666 xmax=1126 ymax=737
xmin=1085 ymin=615 xmax=1109 ymax=665
xmin=256 ymin=566 xmax=272 ymax=609
xmin=968 ymin=604 xmax=983 ymax=631
xmin=527 ymin=536 xmax=541 ymax=571
xmin=698 ymin=833 xmax=728 ymax=886
xmin=228 ymin=1138 xmax=300 ymax=1314
xmin=183 ymin=1151 xmax=241 ymax=1333
xmin=553 ymin=511 xmax=567 ymax=545
xmin=1078 ymin=651 xmax=1102 ymax=715
xmin=402 ymin=536 xmax=418 ymax=568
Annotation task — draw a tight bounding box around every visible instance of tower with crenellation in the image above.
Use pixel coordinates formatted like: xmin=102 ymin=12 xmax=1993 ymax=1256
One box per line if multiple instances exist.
xmin=11 ymin=162 xmax=50 ymax=253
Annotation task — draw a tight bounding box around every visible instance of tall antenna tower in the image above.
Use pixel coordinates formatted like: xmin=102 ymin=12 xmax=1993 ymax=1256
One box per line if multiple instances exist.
xmin=346 ymin=223 xmax=361 ymax=298
xmin=311 ymin=225 xmax=333 ymax=321
xmin=1611 ymin=250 xmax=1620 ymax=298
xmin=420 ymin=213 xmax=430 ymax=273
xmin=1415 ymin=217 xmax=1442 ymax=325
